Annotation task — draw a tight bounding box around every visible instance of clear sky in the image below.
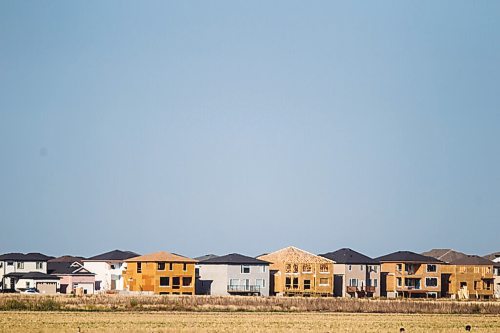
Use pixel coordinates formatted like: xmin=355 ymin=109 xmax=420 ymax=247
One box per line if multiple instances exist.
xmin=1 ymin=1 xmax=499 ymax=258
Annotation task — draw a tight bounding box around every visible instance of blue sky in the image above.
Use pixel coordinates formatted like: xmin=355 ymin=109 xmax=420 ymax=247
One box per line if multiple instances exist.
xmin=1 ymin=1 xmax=499 ymax=258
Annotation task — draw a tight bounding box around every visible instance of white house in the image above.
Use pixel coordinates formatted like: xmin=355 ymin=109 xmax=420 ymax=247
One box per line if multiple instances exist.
xmin=485 ymin=252 xmax=500 ymax=299
xmin=83 ymin=250 xmax=139 ymax=292
xmin=196 ymin=253 xmax=270 ymax=296
xmin=0 ymin=252 xmax=58 ymax=293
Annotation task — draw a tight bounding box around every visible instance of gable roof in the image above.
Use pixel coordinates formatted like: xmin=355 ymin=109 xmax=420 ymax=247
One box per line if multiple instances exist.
xmin=48 ymin=262 xmax=95 ymax=275
xmin=375 ymin=251 xmax=442 ymax=264
xmin=257 ymin=246 xmax=333 ymax=264
xmin=319 ymin=248 xmax=377 ymax=264
xmin=84 ymin=250 xmax=139 ymax=262
xmin=195 ymin=254 xmax=219 ymax=261
xmin=484 ymin=252 xmax=500 ymax=261
xmin=125 ymin=251 xmax=196 ymax=263
xmin=0 ymin=253 xmax=53 ymax=262
xmin=199 ymin=253 xmax=269 ymax=265
xmin=449 ymin=255 xmax=494 ymax=266
xmin=421 ymin=249 xmax=468 ymax=263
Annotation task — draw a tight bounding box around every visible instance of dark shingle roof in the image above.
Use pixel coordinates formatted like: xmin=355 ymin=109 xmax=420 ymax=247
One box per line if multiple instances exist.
xmin=200 ymin=253 xmax=270 ymax=265
xmin=85 ymin=250 xmax=139 ymax=261
xmin=375 ymin=251 xmax=442 ymax=264
xmin=319 ymin=248 xmax=377 ymax=264
xmin=421 ymin=249 xmax=468 ymax=263
xmin=5 ymin=272 xmax=60 ymax=280
xmin=449 ymin=255 xmax=494 ymax=266
xmin=48 ymin=262 xmax=95 ymax=275
xmin=484 ymin=252 xmax=500 ymax=261
xmin=0 ymin=253 xmax=53 ymax=262
xmin=194 ymin=254 xmax=219 ymax=261
xmin=48 ymin=255 xmax=85 ymax=263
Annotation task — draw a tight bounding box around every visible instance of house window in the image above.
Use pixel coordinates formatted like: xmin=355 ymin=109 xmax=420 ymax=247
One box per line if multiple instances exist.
xmin=229 ymin=279 xmax=239 ymax=286
xmin=427 ymin=265 xmax=437 ymax=273
xmin=36 ymin=262 xmax=43 ymax=270
xmin=241 ymin=265 xmax=250 ymax=274
xmin=348 ymin=265 xmax=352 ymax=271
xmin=256 ymin=279 xmax=265 ymax=288
xmin=160 ymin=277 xmax=170 ymax=286
xmin=292 ymin=277 xmax=299 ymax=288
xmin=319 ymin=278 xmax=329 ymax=286
xmin=183 ymin=263 xmax=187 ymax=271
xmin=158 ymin=262 xmax=166 ymax=271
xmin=182 ymin=277 xmax=192 ymax=286
xmin=110 ymin=264 xmax=116 ymax=269
xmin=459 ymin=266 xmax=466 ymax=273
xmin=260 ymin=266 xmax=267 ymax=273
xmin=304 ymin=279 xmax=311 ymax=290
xmin=360 ymin=265 xmax=364 ymax=271
xmin=285 ymin=264 xmax=292 ymax=273
xmin=293 ymin=264 xmax=299 ymax=273
xmin=349 ymin=279 xmax=358 ymax=287
xmin=474 ymin=267 xmax=480 ymax=273
xmin=7 ymin=261 xmax=13 ymax=266
xmin=137 ymin=263 xmax=142 ymax=273
xmin=319 ymin=264 xmax=329 ymax=273
xmin=26 ymin=282 xmax=30 ymax=288
xmin=285 ymin=277 xmax=291 ymax=288
xmin=396 ymin=264 xmax=402 ymax=272
xmin=486 ymin=267 xmax=492 ymax=274
xmin=425 ymin=278 xmax=438 ymax=287
xmin=17 ymin=262 xmax=24 ymax=269
xmin=172 ymin=277 xmax=180 ymax=289
xmin=397 ymin=277 xmax=402 ymax=287
xmin=373 ymin=279 xmax=378 ymax=287
xmin=302 ymin=264 xmax=312 ymax=273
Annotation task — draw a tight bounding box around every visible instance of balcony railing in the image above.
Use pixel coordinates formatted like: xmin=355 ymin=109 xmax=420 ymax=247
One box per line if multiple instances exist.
xmin=227 ymin=285 xmax=261 ymax=293
xmin=346 ymin=286 xmax=376 ymax=293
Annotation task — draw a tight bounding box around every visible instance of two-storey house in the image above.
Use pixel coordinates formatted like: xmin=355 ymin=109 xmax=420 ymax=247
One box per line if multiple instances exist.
xmin=123 ymin=251 xmax=197 ymax=295
xmin=0 ymin=252 xmax=59 ymax=294
xmin=484 ymin=252 xmax=500 ymax=299
xmin=83 ymin=249 xmax=139 ymax=292
xmin=197 ymin=253 xmax=270 ymax=296
xmin=257 ymin=246 xmax=334 ymax=297
xmin=441 ymin=255 xmax=495 ymax=300
xmin=376 ymin=251 xmax=443 ymax=298
xmin=319 ymin=248 xmax=380 ymax=298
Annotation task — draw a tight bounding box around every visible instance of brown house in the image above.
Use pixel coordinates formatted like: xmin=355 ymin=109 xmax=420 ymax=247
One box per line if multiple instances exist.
xmin=376 ymin=251 xmax=443 ymax=298
xmin=441 ymin=255 xmax=495 ymax=300
xmin=123 ymin=251 xmax=197 ymax=295
xmin=257 ymin=246 xmax=334 ymax=297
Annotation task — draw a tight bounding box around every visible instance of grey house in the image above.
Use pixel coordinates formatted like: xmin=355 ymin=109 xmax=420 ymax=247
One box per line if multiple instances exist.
xmin=319 ymin=248 xmax=380 ymax=298
xmin=196 ymin=253 xmax=270 ymax=296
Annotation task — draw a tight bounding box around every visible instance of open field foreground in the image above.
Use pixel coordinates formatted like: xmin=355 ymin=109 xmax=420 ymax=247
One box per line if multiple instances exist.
xmin=0 ymin=311 xmax=500 ymax=332
xmin=0 ymin=295 xmax=500 ymax=314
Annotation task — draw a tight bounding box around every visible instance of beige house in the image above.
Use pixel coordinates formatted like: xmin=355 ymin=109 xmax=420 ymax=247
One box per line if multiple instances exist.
xmin=258 ymin=246 xmax=334 ymax=297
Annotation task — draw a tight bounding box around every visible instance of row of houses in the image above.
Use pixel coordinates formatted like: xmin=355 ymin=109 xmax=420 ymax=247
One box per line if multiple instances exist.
xmin=0 ymin=247 xmax=499 ymax=300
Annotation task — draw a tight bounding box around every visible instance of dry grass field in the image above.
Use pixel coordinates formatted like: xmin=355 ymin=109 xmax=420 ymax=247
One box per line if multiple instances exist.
xmin=0 ymin=311 xmax=500 ymax=332
xmin=1 ymin=294 xmax=500 ymax=314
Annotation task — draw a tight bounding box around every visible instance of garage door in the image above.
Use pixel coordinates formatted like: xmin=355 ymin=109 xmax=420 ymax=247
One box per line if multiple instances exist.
xmin=37 ymin=282 xmax=57 ymax=294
